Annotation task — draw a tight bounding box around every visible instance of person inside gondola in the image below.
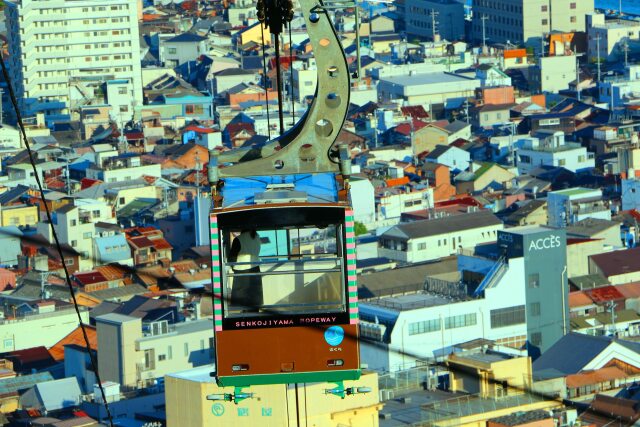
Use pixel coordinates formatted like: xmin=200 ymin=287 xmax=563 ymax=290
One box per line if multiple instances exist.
xmin=229 ymin=229 xmax=263 ymax=312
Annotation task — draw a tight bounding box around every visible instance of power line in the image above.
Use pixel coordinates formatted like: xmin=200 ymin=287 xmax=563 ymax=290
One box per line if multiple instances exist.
xmin=0 ymin=52 xmax=115 ymax=426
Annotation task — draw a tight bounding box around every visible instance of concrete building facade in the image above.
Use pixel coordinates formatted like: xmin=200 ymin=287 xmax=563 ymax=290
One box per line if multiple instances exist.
xmin=4 ymin=0 xmax=143 ymax=122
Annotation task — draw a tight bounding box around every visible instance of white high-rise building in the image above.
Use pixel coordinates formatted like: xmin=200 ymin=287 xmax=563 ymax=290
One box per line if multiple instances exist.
xmin=4 ymin=0 xmax=143 ymax=123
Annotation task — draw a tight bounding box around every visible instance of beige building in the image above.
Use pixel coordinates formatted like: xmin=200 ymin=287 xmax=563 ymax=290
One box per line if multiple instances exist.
xmin=0 ymin=204 xmax=38 ymax=227
xmin=166 ymin=365 xmax=382 ymax=426
xmin=447 ymin=351 xmax=532 ymax=398
xmin=472 ymin=0 xmax=593 ymax=45
xmin=96 ymin=313 xmax=214 ymax=389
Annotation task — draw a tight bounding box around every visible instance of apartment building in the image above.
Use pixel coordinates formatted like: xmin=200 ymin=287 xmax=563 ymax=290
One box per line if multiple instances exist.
xmin=471 ymin=0 xmax=593 ymax=45
xmin=404 ymin=0 xmax=465 ymax=42
xmin=378 ymin=210 xmax=504 ymax=263
xmin=36 ymin=198 xmax=117 ymax=270
xmin=587 ymin=13 xmax=640 ymax=63
xmin=547 ymin=187 xmax=611 ymax=228
xmin=96 ymin=313 xmax=214 ymax=389
xmin=516 ymin=130 xmax=595 ymax=174
xmin=4 ymin=0 xmax=143 ymax=122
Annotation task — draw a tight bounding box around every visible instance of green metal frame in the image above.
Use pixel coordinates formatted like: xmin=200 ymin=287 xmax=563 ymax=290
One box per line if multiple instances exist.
xmin=217 ymin=369 xmax=361 ymax=387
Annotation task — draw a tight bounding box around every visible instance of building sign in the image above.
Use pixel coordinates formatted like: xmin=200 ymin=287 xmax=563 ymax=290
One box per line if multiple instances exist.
xmin=528 ymin=235 xmax=561 ymax=252
xmin=226 ymin=313 xmax=349 ymax=330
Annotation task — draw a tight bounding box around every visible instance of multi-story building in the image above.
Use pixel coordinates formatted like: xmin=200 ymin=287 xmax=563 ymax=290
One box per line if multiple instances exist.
xmin=36 ymin=198 xmax=117 ymax=270
xmin=378 ymin=210 xmax=504 ymax=263
xmin=96 ymin=313 xmax=214 ymax=389
xmin=471 ymin=0 xmax=593 ymax=45
xmin=547 ymin=187 xmax=611 ymax=228
xmin=404 ymin=0 xmax=465 ymax=42
xmin=0 ymin=300 xmax=89 ymax=351
xmin=516 ymin=130 xmax=595 ymax=174
xmin=85 ymin=154 xmax=162 ymax=184
xmin=587 ymin=13 xmax=640 ymax=63
xmin=4 ymin=0 xmax=143 ymax=123
xmin=361 ymin=226 xmax=568 ymax=371
xmin=166 ymin=365 xmax=381 ymax=426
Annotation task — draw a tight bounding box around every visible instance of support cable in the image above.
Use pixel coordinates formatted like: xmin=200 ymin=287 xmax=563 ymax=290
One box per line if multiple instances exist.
xmin=289 ymin=23 xmax=295 ymax=125
xmin=261 ymin=24 xmax=272 ymax=140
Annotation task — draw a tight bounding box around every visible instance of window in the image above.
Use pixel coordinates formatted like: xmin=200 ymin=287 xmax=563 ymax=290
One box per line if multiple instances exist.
xmin=408 ymin=319 xmax=441 ymax=335
xmin=158 ymin=354 xmax=166 ymax=361
xmin=71 ymin=240 xmax=77 ymax=247
xmin=570 ymin=2 xmax=576 ymax=9
xmin=541 ymin=5 xmax=547 ymax=11
xmin=184 ymin=343 xmax=189 ymax=356
xmin=558 ymin=159 xmax=566 ymax=166
xmin=418 ymin=243 xmax=426 ymax=251
xmin=490 ymin=305 xmax=526 ymax=328
xmin=3 ymin=338 xmax=13 ymax=350
xmin=168 ymin=345 xmax=173 ymax=360
xmin=92 ymin=210 xmax=100 ymax=217
xmin=200 ymin=339 xmax=205 ymax=351
xmin=83 ymin=232 xmax=92 ymax=239
xmin=530 ymin=302 xmax=541 ymax=317
xmin=570 ymin=16 xmax=576 ymax=23
xmin=528 ymin=273 xmax=540 ymax=288
xmin=118 ymin=87 xmax=127 ymax=95
xmin=168 ymin=47 xmax=177 ymax=54
xmin=531 ymin=332 xmax=542 ymax=346
xmin=542 ymin=19 xmax=548 ymax=25
xmin=65 ymin=259 xmax=74 ymax=266
xmin=119 ymin=105 xmax=128 ymax=113
xmin=119 ymin=197 xmax=125 ymax=205
xmin=445 ymin=313 xmax=477 ymax=329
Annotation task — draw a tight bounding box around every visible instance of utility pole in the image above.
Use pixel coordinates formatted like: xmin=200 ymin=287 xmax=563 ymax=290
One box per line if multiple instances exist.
xmin=576 ymin=54 xmax=581 ymax=101
xmin=429 ymin=9 xmax=439 ymax=42
xmin=481 ymin=15 xmax=488 ymax=51
xmin=195 ymin=151 xmax=201 ymax=199
xmin=606 ymin=301 xmax=617 ymax=336
xmin=623 ymin=39 xmax=629 ymax=68
xmin=596 ymin=33 xmax=602 ymax=82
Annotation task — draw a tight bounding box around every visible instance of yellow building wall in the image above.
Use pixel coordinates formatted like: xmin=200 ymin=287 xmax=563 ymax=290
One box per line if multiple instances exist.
xmin=1 ymin=205 xmax=38 ymax=227
xmin=166 ymin=371 xmax=381 ymax=427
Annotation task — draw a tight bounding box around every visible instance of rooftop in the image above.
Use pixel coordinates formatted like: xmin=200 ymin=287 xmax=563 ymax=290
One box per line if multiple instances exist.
xmin=362 ymin=291 xmax=452 ymax=312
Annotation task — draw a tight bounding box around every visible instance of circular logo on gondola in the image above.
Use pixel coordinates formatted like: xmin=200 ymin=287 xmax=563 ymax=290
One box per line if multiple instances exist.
xmin=324 ymin=326 xmax=345 ymax=346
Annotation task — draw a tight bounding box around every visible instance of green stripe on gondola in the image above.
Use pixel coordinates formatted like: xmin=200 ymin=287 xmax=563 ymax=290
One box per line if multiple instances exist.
xmin=211 ymin=244 xmax=219 ymax=251
xmin=212 ymin=265 xmax=220 ymax=272
xmin=349 ymin=302 xmax=358 ymax=309
xmin=216 ymin=369 xmax=361 ymax=387
xmin=347 ymin=259 xmax=356 ymax=266
xmin=349 ymin=292 xmax=358 ymax=298
xmin=214 ymin=320 xmax=222 ymax=326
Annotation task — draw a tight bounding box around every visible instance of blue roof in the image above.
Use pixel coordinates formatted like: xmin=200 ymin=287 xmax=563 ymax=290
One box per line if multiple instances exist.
xmin=221 ymin=173 xmax=339 ymax=208
xmin=0 ymin=372 xmax=53 ymax=395
xmin=95 ymin=234 xmax=131 ymax=264
xmin=533 ymin=333 xmax=640 ymax=379
xmin=69 ymin=159 xmax=93 ymax=172
xmin=35 ymin=377 xmax=81 ymax=411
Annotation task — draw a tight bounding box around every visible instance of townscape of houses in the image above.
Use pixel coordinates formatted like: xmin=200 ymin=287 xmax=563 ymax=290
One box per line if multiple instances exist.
xmin=2 ymin=0 xmax=640 ymax=425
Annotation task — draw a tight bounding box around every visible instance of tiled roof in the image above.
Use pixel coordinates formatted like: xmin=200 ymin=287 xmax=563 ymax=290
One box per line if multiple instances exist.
xmin=569 ymin=291 xmax=595 ymax=308
xmin=566 ymin=366 xmax=627 ymax=389
xmin=73 ymin=271 xmax=108 ymax=286
xmin=48 ymin=325 xmax=97 ymax=361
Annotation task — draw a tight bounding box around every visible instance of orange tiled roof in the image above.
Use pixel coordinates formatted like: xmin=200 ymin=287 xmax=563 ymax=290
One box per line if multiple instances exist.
xmin=566 ymin=367 xmax=627 ymax=389
xmin=48 ymin=325 xmax=97 ymax=362
xmin=569 ymin=291 xmax=595 ymax=308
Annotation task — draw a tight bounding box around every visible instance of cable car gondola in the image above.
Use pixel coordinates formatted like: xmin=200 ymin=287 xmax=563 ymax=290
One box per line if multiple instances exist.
xmin=206 ymin=0 xmax=368 ymax=402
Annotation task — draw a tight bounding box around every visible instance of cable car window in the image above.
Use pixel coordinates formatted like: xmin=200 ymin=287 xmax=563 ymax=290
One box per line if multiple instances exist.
xmin=220 ymin=224 xmax=346 ymax=318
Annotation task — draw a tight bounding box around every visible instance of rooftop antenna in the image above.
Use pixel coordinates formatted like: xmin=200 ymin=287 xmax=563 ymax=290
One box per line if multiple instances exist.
xmin=595 ymin=34 xmax=602 ymax=82
xmin=481 ymin=15 xmax=488 ymax=52
xmin=429 ymin=9 xmax=439 ymax=42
